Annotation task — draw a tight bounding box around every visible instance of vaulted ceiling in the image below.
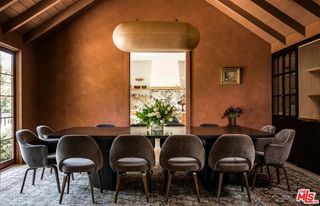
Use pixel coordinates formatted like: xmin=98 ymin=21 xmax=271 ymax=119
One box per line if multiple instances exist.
xmin=1 ymin=0 xmax=320 ymax=52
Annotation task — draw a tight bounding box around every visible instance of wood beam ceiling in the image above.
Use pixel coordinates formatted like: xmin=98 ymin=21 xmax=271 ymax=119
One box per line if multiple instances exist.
xmin=216 ymin=0 xmax=286 ymax=44
xmin=0 ymin=0 xmax=18 ymax=12
xmin=292 ymin=0 xmax=320 ymax=19
xmin=23 ymin=0 xmax=95 ymax=43
xmin=251 ymin=0 xmax=305 ymax=36
xmin=2 ymin=0 xmax=62 ymax=34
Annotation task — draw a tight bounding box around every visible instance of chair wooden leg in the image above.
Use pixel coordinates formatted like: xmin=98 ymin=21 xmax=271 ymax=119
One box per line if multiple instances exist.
xmin=67 ymin=173 xmax=71 ymax=194
xmin=165 ymin=171 xmax=174 ymax=202
xmin=50 ymin=168 xmax=53 ymax=174
xmin=59 ymin=174 xmax=68 ymax=204
xmin=51 ymin=166 xmax=61 ymax=193
xmin=267 ymin=166 xmax=271 ymax=178
xmin=41 ymin=168 xmax=45 ymax=180
xmin=241 ymin=172 xmax=244 ymax=192
xmin=20 ymin=168 xmax=32 ymax=193
xmin=162 ymin=170 xmax=168 ymax=194
xmin=114 ymin=172 xmax=122 ymax=203
xmin=252 ymin=165 xmax=258 ymax=191
xmin=142 ymin=172 xmax=149 ymax=202
xmin=87 ymin=172 xmax=95 ymax=204
xmin=147 ymin=170 xmax=152 ymax=193
xmin=282 ymin=167 xmax=291 ymax=191
xmin=209 ymin=171 xmax=214 ymax=191
xmin=32 ymin=169 xmax=37 ymax=185
xmin=71 ymin=173 xmax=74 ymax=180
xmin=217 ymin=172 xmax=224 ymax=202
xmin=276 ymin=167 xmax=280 ymax=184
xmin=243 ymin=172 xmax=252 ymax=202
xmin=192 ymin=172 xmax=201 ymax=202
xmin=98 ymin=170 xmax=103 ymax=193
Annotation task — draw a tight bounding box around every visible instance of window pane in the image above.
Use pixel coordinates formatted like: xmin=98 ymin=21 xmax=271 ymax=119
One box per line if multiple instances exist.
xmin=285 ymin=96 xmax=290 ymax=116
xmin=279 ymin=97 xmax=283 ymax=115
xmin=285 ymin=74 xmax=290 ymax=94
xmin=290 ymin=52 xmax=296 ymax=71
xmin=273 ymin=77 xmax=278 ymax=95
xmin=0 ymin=96 xmax=13 ymax=117
xmin=290 ymin=73 xmax=296 ymax=94
xmin=0 ymin=118 xmax=13 ymax=140
xmin=0 ymin=75 xmax=13 ymax=96
xmin=278 ymin=56 xmax=283 ymax=74
xmin=273 ymin=58 xmax=278 ymax=75
xmin=291 ymin=96 xmax=296 ymax=116
xmin=0 ymin=139 xmax=13 ymax=163
xmin=284 ymin=54 xmax=290 ymax=73
xmin=0 ymin=51 xmax=13 ymax=75
xmin=273 ymin=97 xmax=278 ymax=115
xmin=279 ymin=76 xmax=283 ymax=95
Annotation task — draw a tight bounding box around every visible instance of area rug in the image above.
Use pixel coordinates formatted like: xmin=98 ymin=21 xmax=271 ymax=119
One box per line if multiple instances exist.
xmin=0 ymin=164 xmax=319 ymax=205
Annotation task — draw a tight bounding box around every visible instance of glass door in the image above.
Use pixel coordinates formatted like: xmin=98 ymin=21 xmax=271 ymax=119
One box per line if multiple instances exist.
xmin=0 ymin=47 xmax=16 ymax=169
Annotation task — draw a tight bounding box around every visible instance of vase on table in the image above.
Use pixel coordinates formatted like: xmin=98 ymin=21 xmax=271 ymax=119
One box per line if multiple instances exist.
xmin=151 ymin=123 xmax=164 ymax=131
xmin=228 ymin=116 xmax=237 ymax=126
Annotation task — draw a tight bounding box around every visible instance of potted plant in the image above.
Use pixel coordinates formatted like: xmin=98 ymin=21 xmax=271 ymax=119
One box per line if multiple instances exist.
xmin=221 ymin=106 xmax=243 ymax=126
xmin=136 ymin=99 xmax=178 ymax=131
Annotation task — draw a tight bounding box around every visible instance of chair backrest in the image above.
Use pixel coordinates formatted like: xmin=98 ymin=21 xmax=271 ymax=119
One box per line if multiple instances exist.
xmin=130 ymin=123 xmax=147 ymax=127
xmin=160 ymin=135 xmax=205 ymax=171
xmin=208 ymin=134 xmax=255 ymax=170
xmin=164 ymin=123 xmax=185 ymax=127
xmin=273 ymin=129 xmax=295 ymax=144
xmin=37 ymin=125 xmax=54 ymax=139
xmin=16 ymin=129 xmax=48 ymax=168
xmin=260 ymin=125 xmax=276 ymax=134
xmin=95 ymin=123 xmax=116 ymax=128
xmin=56 ymin=135 xmax=103 ymax=171
xmin=264 ymin=129 xmax=296 ymax=165
xmin=200 ymin=123 xmax=219 ymax=127
xmin=109 ymin=135 xmax=155 ymax=171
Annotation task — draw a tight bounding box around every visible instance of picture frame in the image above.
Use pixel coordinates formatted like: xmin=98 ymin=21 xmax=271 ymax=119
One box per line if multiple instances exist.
xmin=221 ymin=67 xmax=241 ymax=85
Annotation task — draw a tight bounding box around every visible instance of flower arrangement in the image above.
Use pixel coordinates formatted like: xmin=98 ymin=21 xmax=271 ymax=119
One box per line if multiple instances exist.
xmin=136 ymin=99 xmax=178 ymax=129
xmin=221 ymin=106 xmax=243 ymax=126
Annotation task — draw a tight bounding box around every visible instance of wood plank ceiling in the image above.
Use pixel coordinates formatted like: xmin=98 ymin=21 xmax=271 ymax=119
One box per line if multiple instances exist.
xmin=0 ymin=0 xmax=320 ymax=53
xmin=0 ymin=0 xmax=96 ymax=43
xmin=206 ymin=0 xmax=320 ymax=52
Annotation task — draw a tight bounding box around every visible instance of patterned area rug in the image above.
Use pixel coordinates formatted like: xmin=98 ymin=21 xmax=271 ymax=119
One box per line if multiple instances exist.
xmin=0 ymin=164 xmax=319 ymax=205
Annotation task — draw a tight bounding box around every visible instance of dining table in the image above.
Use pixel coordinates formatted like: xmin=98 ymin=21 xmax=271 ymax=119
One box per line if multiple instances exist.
xmin=48 ymin=125 xmax=272 ymax=190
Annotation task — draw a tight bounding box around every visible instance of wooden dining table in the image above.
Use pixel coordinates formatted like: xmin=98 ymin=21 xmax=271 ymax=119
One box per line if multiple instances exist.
xmin=48 ymin=125 xmax=272 ymax=190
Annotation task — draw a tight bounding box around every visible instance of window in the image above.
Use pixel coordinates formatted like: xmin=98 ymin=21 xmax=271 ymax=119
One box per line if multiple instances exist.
xmin=0 ymin=47 xmax=16 ymax=168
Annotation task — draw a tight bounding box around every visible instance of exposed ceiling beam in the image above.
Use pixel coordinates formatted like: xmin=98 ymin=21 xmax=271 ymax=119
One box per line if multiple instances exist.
xmin=23 ymin=0 xmax=95 ymax=43
xmin=2 ymin=0 xmax=62 ymax=34
xmin=292 ymin=0 xmax=320 ymax=18
xmin=251 ymin=0 xmax=305 ymax=36
xmin=215 ymin=0 xmax=286 ymax=44
xmin=0 ymin=0 xmax=18 ymax=12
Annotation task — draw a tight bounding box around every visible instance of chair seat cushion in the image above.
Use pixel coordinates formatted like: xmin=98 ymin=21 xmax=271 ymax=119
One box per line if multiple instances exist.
xmin=61 ymin=158 xmax=95 ymax=173
xmin=216 ymin=157 xmax=250 ymax=172
xmin=115 ymin=157 xmax=149 ymax=172
xmin=166 ymin=157 xmax=199 ymax=171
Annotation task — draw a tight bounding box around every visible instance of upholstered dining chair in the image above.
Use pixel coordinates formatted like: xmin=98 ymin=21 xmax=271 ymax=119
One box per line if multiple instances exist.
xmin=160 ymin=135 xmax=205 ymax=202
xmin=208 ymin=134 xmax=255 ymax=202
xmin=252 ymin=129 xmax=296 ymax=191
xmin=109 ymin=135 xmax=155 ymax=203
xmin=95 ymin=123 xmax=116 ymax=128
xmin=255 ymin=125 xmax=276 ymax=177
xmin=16 ymin=129 xmax=60 ymax=193
xmin=200 ymin=123 xmax=219 ymax=127
xmin=56 ymin=135 xmax=103 ymax=204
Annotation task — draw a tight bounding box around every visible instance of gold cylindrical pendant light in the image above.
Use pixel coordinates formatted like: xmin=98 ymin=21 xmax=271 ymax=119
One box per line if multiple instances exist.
xmin=112 ymin=21 xmax=200 ymax=52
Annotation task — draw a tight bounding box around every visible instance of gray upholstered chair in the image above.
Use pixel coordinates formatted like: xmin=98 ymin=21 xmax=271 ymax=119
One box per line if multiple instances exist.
xmin=200 ymin=123 xmax=219 ymax=127
xmin=16 ymin=129 xmax=60 ymax=193
xmin=56 ymin=135 xmax=103 ymax=204
xmin=160 ymin=135 xmax=205 ymax=202
xmin=252 ymin=129 xmax=296 ymax=191
xmin=95 ymin=123 xmax=116 ymax=128
xmin=208 ymin=134 xmax=255 ymax=202
xmin=255 ymin=125 xmax=276 ymax=177
xmin=109 ymin=135 xmax=155 ymax=203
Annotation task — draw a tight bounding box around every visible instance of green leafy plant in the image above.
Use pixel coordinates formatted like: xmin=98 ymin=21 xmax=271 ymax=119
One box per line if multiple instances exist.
xmin=136 ymin=99 xmax=178 ymax=128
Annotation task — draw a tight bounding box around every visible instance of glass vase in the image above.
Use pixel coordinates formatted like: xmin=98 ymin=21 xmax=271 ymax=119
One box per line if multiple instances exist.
xmin=151 ymin=123 xmax=164 ymax=131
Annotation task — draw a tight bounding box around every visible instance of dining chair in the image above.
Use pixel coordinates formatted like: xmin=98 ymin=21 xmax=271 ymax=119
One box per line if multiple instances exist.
xmin=200 ymin=123 xmax=219 ymax=127
xmin=208 ymin=134 xmax=255 ymax=202
xmin=109 ymin=135 xmax=155 ymax=203
xmin=56 ymin=135 xmax=103 ymax=204
xmin=160 ymin=134 xmax=205 ymax=202
xmin=95 ymin=123 xmax=116 ymax=128
xmin=16 ymin=129 xmax=60 ymax=193
xmin=255 ymin=125 xmax=276 ymax=177
xmin=252 ymin=129 xmax=296 ymax=191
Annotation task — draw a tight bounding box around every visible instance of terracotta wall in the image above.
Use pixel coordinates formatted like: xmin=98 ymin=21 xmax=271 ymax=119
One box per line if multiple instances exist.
xmin=35 ymin=0 xmax=271 ymax=130
xmin=1 ymin=32 xmax=38 ymax=131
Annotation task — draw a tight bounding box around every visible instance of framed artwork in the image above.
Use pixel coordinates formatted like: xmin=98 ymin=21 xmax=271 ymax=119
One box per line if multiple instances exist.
xmin=221 ymin=67 xmax=241 ymax=85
